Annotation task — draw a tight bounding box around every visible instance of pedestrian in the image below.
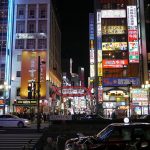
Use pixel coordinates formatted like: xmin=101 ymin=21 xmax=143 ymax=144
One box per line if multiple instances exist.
xmin=43 ymin=137 xmax=56 ymax=150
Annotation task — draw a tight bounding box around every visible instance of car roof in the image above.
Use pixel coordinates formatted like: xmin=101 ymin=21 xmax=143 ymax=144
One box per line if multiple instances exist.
xmin=109 ymin=122 xmax=150 ymax=127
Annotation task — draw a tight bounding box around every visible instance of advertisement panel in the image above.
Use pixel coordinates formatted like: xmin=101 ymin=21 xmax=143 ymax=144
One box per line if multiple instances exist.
xmin=101 ymin=10 xmax=126 ymax=18
xmin=127 ymin=6 xmax=137 ymax=27
xmin=97 ymin=50 xmax=102 ymax=62
xmin=129 ymin=42 xmax=139 ymax=63
xmin=128 ymin=29 xmax=138 ymax=42
xmin=132 ymin=89 xmax=148 ymax=101
xmin=20 ymin=50 xmax=46 ymax=98
xmin=90 ymin=64 xmax=95 ymax=77
xmin=127 ymin=6 xmax=139 ymax=63
xmin=98 ymin=86 xmax=103 ymax=102
xmin=102 ymin=26 xmax=126 ymax=34
xmin=102 ymin=59 xmax=128 ymax=68
xmin=90 ymin=49 xmax=94 ymax=64
xmin=102 ymin=42 xmax=127 ymax=50
xmin=103 ymin=77 xmax=140 ymax=87
xmin=98 ymin=62 xmax=103 ymax=76
xmin=89 ymin=13 xmax=94 ymax=40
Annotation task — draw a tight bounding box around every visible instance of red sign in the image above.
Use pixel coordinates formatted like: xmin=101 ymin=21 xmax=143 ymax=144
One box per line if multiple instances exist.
xmin=102 ymin=59 xmax=128 ymax=68
xmin=128 ymin=29 xmax=138 ymax=42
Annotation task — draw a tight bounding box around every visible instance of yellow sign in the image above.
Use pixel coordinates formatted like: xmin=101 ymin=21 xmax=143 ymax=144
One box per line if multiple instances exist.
xmin=102 ymin=42 xmax=127 ymax=50
xmin=102 ymin=26 xmax=126 ymax=34
xmin=98 ymin=62 xmax=103 ymax=76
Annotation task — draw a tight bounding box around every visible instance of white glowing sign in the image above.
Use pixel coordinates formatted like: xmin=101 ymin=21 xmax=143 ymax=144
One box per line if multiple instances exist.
xmin=101 ymin=10 xmax=126 ymax=18
xmin=16 ymin=33 xmax=47 ymax=39
xmin=132 ymin=89 xmax=148 ymax=101
xmin=127 ymin=6 xmax=137 ymax=27
xmin=90 ymin=50 xmax=95 ymax=64
xmin=90 ymin=64 xmax=95 ymax=77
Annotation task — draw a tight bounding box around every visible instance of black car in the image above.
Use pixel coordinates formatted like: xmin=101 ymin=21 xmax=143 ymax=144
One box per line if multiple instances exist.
xmin=65 ymin=122 xmax=150 ymax=150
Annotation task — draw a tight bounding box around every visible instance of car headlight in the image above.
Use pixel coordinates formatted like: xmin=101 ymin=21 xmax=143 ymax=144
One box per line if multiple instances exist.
xmin=25 ymin=120 xmax=29 ymax=123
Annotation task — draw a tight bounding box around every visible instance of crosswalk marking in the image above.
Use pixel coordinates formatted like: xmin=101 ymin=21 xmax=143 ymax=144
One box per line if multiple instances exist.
xmin=0 ymin=134 xmax=42 ymax=149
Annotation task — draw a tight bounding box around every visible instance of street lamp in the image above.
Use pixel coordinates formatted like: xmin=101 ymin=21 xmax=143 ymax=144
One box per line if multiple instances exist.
xmin=0 ymin=81 xmax=11 ymax=114
xmin=142 ymin=81 xmax=150 ymax=114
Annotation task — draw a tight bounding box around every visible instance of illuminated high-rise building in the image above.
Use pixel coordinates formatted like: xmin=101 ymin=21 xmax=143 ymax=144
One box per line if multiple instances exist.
xmin=91 ymin=0 xmax=150 ymax=116
xmin=9 ymin=0 xmax=61 ymax=113
xmin=0 ymin=0 xmax=13 ymax=114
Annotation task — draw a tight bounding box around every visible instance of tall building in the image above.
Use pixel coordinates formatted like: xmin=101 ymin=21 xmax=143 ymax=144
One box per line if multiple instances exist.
xmin=10 ymin=0 xmax=61 ymax=114
xmin=0 ymin=0 xmax=13 ymax=114
xmin=92 ymin=0 xmax=149 ymax=117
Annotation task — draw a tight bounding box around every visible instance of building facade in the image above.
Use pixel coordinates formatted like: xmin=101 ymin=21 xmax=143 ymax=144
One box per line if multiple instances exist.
xmin=10 ymin=0 xmax=61 ymax=114
xmin=91 ymin=0 xmax=149 ymax=117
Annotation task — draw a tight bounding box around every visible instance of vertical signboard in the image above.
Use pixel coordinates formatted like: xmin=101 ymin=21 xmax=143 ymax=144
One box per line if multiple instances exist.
xmin=89 ymin=13 xmax=94 ymax=40
xmin=127 ymin=6 xmax=139 ymax=63
xmin=89 ymin=13 xmax=95 ymax=78
xmin=97 ymin=11 xmax=103 ymax=102
xmin=20 ymin=50 xmax=46 ymax=98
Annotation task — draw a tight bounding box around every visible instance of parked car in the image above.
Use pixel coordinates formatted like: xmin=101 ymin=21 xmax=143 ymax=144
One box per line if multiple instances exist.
xmin=65 ymin=121 xmax=150 ymax=150
xmin=0 ymin=114 xmax=31 ymax=128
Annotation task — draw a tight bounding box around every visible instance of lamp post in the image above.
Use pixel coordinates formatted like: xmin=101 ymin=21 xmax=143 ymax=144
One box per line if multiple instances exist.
xmin=37 ymin=56 xmax=41 ymax=132
xmin=142 ymin=81 xmax=150 ymax=115
xmin=0 ymin=81 xmax=11 ymax=114
xmin=36 ymin=56 xmax=46 ymax=132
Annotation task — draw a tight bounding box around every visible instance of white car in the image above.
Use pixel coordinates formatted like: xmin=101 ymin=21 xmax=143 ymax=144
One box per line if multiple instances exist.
xmin=0 ymin=114 xmax=31 ymax=128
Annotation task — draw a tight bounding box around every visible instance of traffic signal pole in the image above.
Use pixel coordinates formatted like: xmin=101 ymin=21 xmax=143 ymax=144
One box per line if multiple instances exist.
xmin=37 ymin=56 xmax=41 ymax=132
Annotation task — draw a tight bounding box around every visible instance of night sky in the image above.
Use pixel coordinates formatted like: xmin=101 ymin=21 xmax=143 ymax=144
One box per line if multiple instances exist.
xmin=53 ymin=0 xmax=94 ymax=82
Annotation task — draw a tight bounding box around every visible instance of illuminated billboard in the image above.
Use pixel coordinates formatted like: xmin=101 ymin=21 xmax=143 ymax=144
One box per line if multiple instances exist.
xmin=103 ymin=77 xmax=140 ymax=87
xmin=127 ymin=6 xmax=139 ymax=63
xmin=101 ymin=10 xmax=126 ymax=18
xmin=132 ymin=89 xmax=148 ymax=101
xmin=89 ymin=13 xmax=94 ymax=40
xmin=128 ymin=42 xmax=139 ymax=63
xmin=98 ymin=62 xmax=103 ymax=76
xmin=128 ymin=29 xmax=138 ymax=42
xmin=90 ymin=49 xmax=94 ymax=64
xmin=102 ymin=26 xmax=126 ymax=34
xmin=102 ymin=59 xmax=128 ymax=68
xmin=90 ymin=64 xmax=95 ymax=78
xmin=102 ymin=42 xmax=127 ymax=51
xmin=97 ymin=11 xmax=103 ymax=79
xmin=127 ymin=6 xmax=137 ymax=27
xmin=20 ymin=50 xmax=46 ymax=98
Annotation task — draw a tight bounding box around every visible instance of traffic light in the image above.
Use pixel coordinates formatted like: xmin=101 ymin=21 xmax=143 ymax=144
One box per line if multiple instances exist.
xmin=28 ymin=83 xmax=32 ymax=99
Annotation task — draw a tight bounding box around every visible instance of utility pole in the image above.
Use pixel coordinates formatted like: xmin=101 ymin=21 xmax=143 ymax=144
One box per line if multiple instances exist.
xmin=37 ymin=56 xmax=41 ymax=132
